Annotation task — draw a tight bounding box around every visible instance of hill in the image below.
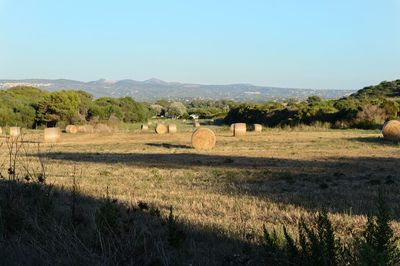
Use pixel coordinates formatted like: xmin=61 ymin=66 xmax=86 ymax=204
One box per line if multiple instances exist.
xmin=0 ymin=78 xmax=353 ymax=101
xmin=350 ymin=79 xmax=400 ymax=99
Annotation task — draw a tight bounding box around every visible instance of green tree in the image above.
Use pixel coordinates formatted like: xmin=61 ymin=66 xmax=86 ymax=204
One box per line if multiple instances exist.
xmin=36 ymin=91 xmax=82 ymax=126
xmin=166 ymin=102 xmax=187 ymax=118
xmin=150 ymin=104 xmax=164 ymax=116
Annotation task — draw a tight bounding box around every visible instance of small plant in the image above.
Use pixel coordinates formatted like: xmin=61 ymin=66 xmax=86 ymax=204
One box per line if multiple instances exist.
xmin=138 ymin=201 xmax=149 ymax=211
xmin=263 ymin=211 xmax=341 ymax=265
xmin=149 ymin=205 xmax=161 ymax=217
xmin=356 ymin=192 xmax=400 ymax=266
xmin=299 ymin=211 xmax=339 ymax=266
xmin=167 ymin=206 xmax=185 ymax=248
xmin=70 ymin=169 xmax=80 ymax=226
xmin=95 ymin=191 xmax=120 ymax=234
xmin=262 ymin=192 xmax=400 ymax=266
xmin=282 ymin=226 xmax=299 ymax=262
xmin=263 ymin=225 xmax=286 ymax=264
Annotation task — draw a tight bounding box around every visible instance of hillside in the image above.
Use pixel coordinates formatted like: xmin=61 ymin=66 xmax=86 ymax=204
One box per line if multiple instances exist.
xmin=0 ymin=78 xmax=354 ymax=101
xmin=350 ymin=79 xmax=400 ymax=99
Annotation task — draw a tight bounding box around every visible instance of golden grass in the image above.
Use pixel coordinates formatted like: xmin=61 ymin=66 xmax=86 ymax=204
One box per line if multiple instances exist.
xmin=4 ymin=127 xmax=400 ymax=244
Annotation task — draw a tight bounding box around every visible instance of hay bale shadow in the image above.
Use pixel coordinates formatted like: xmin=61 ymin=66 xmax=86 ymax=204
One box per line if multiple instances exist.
xmin=348 ymin=136 xmax=400 ymax=146
xmin=145 ymin=143 xmax=192 ymax=149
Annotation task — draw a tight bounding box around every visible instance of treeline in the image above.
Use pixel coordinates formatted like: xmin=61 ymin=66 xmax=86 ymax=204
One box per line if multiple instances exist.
xmin=225 ymin=80 xmax=400 ymax=129
xmin=0 ymin=86 xmax=151 ymax=128
xmin=0 ymin=86 xmax=234 ymax=128
xmin=150 ymin=99 xmax=236 ymax=119
xmin=2 ymin=79 xmax=399 ymax=129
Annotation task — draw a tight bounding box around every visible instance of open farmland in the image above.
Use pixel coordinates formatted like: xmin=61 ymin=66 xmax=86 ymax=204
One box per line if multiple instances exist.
xmin=1 ymin=125 xmax=399 ymax=264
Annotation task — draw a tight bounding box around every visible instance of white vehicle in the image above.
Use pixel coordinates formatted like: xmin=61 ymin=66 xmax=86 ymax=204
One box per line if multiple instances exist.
xmin=190 ymin=114 xmax=199 ymax=120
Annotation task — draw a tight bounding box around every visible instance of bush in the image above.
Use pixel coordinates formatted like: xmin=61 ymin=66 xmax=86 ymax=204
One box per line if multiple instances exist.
xmin=356 ymin=192 xmax=400 ymax=266
xmin=262 ymin=194 xmax=400 ymax=265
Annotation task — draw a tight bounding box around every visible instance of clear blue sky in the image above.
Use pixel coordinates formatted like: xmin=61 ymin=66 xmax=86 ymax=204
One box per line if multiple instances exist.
xmin=0 ymin=0 xmax=399 ymax=90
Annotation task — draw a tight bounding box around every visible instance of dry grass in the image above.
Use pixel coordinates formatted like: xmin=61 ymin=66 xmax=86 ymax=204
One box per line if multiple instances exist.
xmin=3 ymin=127 xmax=400 ymax=255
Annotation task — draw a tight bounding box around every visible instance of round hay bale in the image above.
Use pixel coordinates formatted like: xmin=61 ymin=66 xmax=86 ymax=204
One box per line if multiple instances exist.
xmin=252 ymin=124 xmax=262 ymax=132
xmin=155 ymin=123 xmax=168 ymax=134
xmin=141 ymin=124 xmax=149 ymax=131
xmin=65 ymin=125 xmax=78 ymax=134
xmin=382 ymin=120 xmax=400 ymax=141
xmin=193 ymin=120 xmax=201 ymax=128
xmin=230 ymin=124 xmax=235 ymax=132
xmin=44 ymin=127 xmax=61 ymax=143
xmin=0 ymin=127 xmax=2 ymax=135
xmin=233 ymin=123 xmax=246 ymax=137
xmin=77 ymin=125 xmax=94 ymax=133
xmin=191 ymin=128 xmax=216 ymax=150
xmin=168 ymin=124 xmax=177 ymax=134
xmin=9 ymin=127 xmax=21 ymax=137
xmin=94 ymin=123 xmax=112 ymax=133
xmin=77 ymin=125 xmax=85 ymax=133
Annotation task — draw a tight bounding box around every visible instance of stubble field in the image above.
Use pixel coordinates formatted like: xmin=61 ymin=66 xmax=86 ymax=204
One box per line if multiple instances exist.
xmin=2 ymin=124 xmax=399 ymax=264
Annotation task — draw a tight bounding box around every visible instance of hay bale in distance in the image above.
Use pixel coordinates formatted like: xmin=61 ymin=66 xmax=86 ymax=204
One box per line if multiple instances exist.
xmin=233 ymin=123 xmax=246 ymax=137
xmin=94 ymin=123 xmax=112 ymax=133
xmin=230 ymin=124 xmax=234 ymax=132
xmin=44 ymin=127 xmax=61 ymax=143
xmin=253 ymin=124 xmax=262 ymax=132
xmin=193 ymin=120 xmax=200 ymax=128
xmin=0 ymin=127 xmax=2 ymax=135
xmin=155 ymin=123 xmax=168 ymax=134
xmin=86 ymin=125 xmax=95 ymax=133
xmin=168 ymin=124 xmax=177 ymax=133
xmin=77 ymin=125 xmax=85 ymax=133
xmin=77 ymin=125 xmax=94 ymax=133
xmin=191 ymin=128 xmax=216 ymax=150
xmin=382 ymin=120 xmax=400 ymax=141
xmin=65 ymin=125 xmax=78 ymax=134
xmin=141 ymin=124 xmax=149 ymax=131
xmin=9 ymin=127 xmax=21 ymax=137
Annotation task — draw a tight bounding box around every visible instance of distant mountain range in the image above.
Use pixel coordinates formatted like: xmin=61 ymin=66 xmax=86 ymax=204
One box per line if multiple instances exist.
xmin=0 ymin=78 xmax=354 ymax=102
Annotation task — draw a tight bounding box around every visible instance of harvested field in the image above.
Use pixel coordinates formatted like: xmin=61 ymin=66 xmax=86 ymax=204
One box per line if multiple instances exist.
xmin=1 ymin=127 xmax=400 ymax=263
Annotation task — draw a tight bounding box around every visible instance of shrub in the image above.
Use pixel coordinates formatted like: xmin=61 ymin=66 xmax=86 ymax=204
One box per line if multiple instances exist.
xmin=262 ymin=194 xmax=400 ymax=265
xmin=356 ymin=192 xmax=400 ymax=265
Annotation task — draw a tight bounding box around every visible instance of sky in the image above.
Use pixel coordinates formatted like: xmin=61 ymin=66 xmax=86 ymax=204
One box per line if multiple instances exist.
xmin=0 ymin=0 xmax=399 ymax=90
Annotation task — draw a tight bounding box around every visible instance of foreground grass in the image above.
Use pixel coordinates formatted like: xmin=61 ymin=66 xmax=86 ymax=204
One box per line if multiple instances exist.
xmin=0 ymin=126 xmax=399 ymax=264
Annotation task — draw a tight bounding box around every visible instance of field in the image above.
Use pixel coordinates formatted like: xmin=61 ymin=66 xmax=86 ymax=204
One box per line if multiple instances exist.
xmin=1 ymin=123 xmax=400 ymax=264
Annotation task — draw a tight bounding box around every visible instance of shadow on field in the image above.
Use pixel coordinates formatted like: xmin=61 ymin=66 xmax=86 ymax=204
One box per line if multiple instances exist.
xmin=0 ymin=179 xmax=265 ymax=265
xmin=39 ymin=151 xmax=399 ymax=171
xmin=349 ymin=136 xmax=400 ymax=146
xmin=145 ymin=143 xmax=192 ymax=149
xmin=38 ymin=151 xmax=400 ymax=219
